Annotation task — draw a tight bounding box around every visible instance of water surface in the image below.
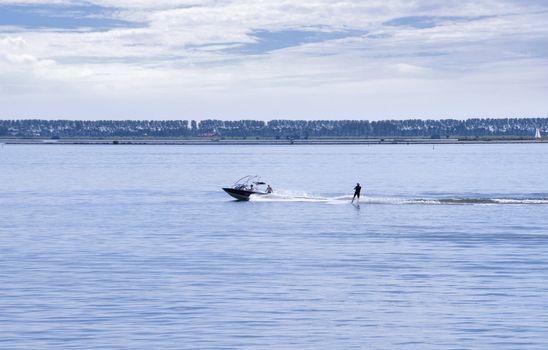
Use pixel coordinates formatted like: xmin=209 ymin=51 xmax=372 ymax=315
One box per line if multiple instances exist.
xmin=1 ymin=144 xmax=547 ymax=349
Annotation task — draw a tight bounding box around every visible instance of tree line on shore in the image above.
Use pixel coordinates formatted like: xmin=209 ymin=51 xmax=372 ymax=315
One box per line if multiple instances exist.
xmin=0 ymin=118 xmax=546 ymax=138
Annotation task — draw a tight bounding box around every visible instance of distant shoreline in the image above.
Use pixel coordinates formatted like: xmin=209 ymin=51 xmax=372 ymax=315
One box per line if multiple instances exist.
xmin=1 ymin=138 xmax=546 ymax=145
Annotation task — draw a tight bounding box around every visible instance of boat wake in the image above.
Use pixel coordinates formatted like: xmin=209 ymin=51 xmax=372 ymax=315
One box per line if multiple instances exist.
xmin=249 ymin=191 xmax=548 ymax=205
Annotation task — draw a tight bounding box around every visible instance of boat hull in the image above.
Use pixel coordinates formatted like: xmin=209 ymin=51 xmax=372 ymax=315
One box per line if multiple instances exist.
xmin=222 ymin=188 xmax=254 ymax=200
xmin=222 ymin=188 xmax=268 ymax=201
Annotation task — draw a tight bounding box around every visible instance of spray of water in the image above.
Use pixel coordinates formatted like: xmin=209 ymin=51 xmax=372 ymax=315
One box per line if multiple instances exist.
xmin=249 ymin=190 xmax=548 ymax=205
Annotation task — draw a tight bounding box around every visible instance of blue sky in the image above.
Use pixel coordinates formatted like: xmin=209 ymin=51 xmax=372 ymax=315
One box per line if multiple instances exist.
xmin=0 ymin=3 xmax=141 ymax=29
xmin=1 ymin=0 xmax=547 ymax=120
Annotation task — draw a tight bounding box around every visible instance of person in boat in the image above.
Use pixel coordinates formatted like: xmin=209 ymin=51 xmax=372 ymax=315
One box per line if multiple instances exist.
xmin=351 ymin=183 xmax=362 ymax=204
xmin=249 ymin=184 xmax=254 ymax=192
xmin=266 ymin=185 xmax=273 ymax=193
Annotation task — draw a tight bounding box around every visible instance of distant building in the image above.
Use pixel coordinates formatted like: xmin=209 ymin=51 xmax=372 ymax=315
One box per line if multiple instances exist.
xmin=535 ymin=128 xmax=542 ymax=139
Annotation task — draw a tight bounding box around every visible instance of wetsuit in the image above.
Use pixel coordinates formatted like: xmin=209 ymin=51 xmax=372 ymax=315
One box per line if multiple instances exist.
xmin=353 ymin=184 xmax=362 ymax=202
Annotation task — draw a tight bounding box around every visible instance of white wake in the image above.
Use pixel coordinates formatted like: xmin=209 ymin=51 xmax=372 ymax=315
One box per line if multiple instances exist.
xmin=249 ymin=191 xmax=548 ymax=205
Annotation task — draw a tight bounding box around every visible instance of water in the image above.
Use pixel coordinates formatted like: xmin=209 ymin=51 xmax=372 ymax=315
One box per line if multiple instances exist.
xmin=1 ymin=144 xmax=547 ymax=349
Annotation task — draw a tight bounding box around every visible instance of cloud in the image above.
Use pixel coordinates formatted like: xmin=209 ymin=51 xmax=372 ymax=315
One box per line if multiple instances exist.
xmin=0 ymin=0 xmax=547 ymax=119
xmin=0 ymin=35 xmax=27 ymax=47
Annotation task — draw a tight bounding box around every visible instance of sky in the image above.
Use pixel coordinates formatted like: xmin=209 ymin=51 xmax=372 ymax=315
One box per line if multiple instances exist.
xmin=0 ymin=0 xmax=547 ymax=120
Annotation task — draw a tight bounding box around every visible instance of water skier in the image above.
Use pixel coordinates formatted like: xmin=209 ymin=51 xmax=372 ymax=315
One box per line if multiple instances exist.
xmin=351 ymin=183 xmax=362 ymax=204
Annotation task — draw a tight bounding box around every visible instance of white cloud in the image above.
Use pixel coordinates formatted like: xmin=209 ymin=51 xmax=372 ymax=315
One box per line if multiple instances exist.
xmin=0 ymin=0 xmax=547 ymax=119
xmin=0 ymin=36 xmax=27 ymax=47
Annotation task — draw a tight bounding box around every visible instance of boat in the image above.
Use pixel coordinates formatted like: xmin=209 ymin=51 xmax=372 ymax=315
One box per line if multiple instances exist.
xmin=222 ymin=175 xmax=272 ymax=201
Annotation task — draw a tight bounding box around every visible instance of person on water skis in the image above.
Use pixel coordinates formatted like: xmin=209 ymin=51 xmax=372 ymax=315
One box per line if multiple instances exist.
xmin=351 ymin=183 xmax=362 ymax=204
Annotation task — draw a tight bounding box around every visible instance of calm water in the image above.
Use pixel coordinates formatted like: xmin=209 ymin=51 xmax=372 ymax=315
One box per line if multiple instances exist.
xmin=1 ymin=144 xmax=548 ymax=349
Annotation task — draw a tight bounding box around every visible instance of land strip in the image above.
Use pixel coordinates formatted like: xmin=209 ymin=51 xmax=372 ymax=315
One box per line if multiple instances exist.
xmin=1 ymin=138 xmax=546 ymax=145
